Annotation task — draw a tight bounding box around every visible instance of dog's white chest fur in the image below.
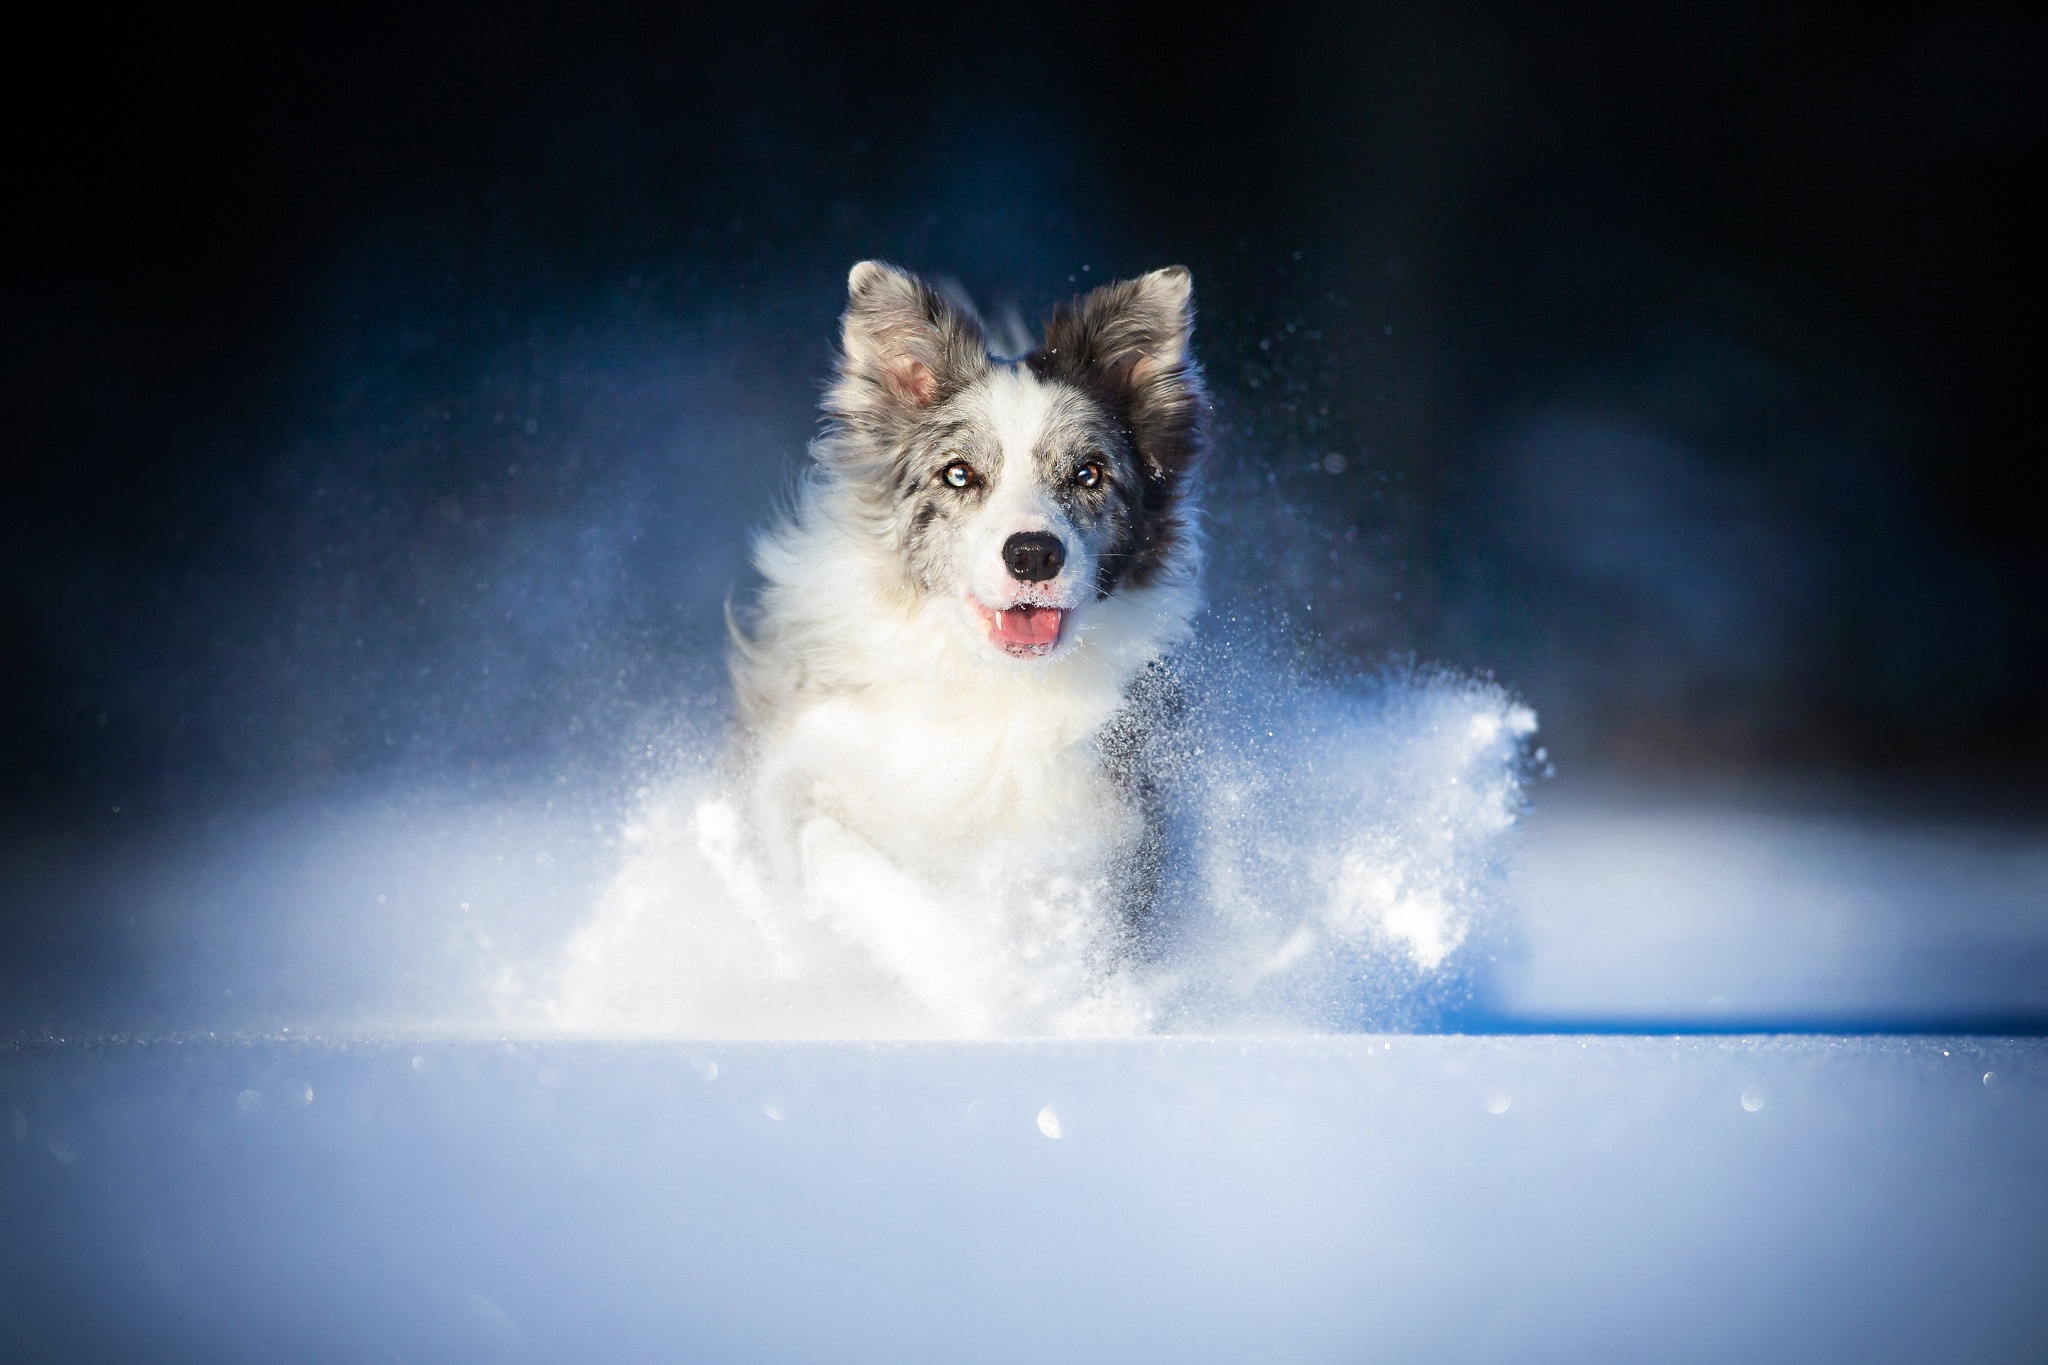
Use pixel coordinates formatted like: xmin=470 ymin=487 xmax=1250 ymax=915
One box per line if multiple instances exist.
xmin=771 ymin=686 xmax=1122 ymax=873
xmin=729 ymin=516 xmax=1193 ymax=1031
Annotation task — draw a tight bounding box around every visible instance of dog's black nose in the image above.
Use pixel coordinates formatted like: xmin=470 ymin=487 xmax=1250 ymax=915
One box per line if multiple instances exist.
xmin=1002 ymin=531 xmax=1066 ymax=582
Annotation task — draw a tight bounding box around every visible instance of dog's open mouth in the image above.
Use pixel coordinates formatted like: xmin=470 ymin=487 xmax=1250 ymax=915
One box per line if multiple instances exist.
xmin=974 ymin=601 xmax=1067 ymax=656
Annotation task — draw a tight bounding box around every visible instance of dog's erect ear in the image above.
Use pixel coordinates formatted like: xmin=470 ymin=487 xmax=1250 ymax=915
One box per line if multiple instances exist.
xmin=1054 ymin=265 xmax=1194 ymax=387
xmin=1043 ymin=266 xmax=1205 ymax=476
xmin=829 ymin=260 xmax=986 ymax=425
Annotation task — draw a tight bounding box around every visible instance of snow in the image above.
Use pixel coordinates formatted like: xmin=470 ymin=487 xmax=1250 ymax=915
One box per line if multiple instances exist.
xmin=6 ymin=774 xmax=2042 ymax=1038
xmin=553 ymin=665 xmax=1538 ymax=1038
xmin=2 ymin=1034 xmax=2043 ymax=1360
xmin=6 ymin=738 xmax=2044 ymax=1356
xmin=1496 ymin=788 xmax=2048 ymax=1025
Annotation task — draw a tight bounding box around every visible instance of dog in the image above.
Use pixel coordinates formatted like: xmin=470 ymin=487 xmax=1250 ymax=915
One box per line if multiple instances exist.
xmin=716 ymin=260 xmax=1209 ymax=1032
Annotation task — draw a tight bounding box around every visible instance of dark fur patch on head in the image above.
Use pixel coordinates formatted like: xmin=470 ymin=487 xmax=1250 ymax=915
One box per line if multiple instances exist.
xmin=1031 ymin=267 xmax=1208 ymax=591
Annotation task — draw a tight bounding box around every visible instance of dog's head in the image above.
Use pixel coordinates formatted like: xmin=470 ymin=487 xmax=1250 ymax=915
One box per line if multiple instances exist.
xmin=819 ymin=261 xmax=1207 ymax=663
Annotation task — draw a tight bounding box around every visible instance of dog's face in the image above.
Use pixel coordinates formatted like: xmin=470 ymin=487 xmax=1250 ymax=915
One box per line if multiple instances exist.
xmin=822 ymin=261 xmax=1207 ymax=663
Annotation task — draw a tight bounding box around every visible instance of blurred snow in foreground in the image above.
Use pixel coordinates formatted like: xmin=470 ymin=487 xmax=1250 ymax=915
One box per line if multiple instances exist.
xmin=2 ymin=1035 xmax=2042 ymax=1361
xmin=5 ymin=775 xmax=2044 ymax=1358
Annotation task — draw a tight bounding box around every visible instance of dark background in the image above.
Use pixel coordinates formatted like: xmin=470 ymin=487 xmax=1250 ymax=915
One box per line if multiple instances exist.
xmin=5 ymin=1 xmax=2043 ymax=828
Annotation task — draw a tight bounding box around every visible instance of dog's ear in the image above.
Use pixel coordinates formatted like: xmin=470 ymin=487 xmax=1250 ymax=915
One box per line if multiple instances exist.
xmin=1043 ymin=266 xmax=1206 ymax=477
xmin=828 ymin=260 xmax=986 ymax=426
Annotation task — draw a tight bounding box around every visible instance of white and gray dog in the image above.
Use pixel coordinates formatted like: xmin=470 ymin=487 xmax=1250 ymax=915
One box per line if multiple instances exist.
xmin=713 ymin=260 xmax=1207 ymax=1030
xmin=564 ymin=260 xmax=1530 ymax=1035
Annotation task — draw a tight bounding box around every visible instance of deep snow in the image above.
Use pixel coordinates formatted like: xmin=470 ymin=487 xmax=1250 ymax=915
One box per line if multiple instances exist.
xmin=3 ymin=1034 xmax=2043 ymax=1362
xmin=5 ymin=784 xmax=2044 ymax=1358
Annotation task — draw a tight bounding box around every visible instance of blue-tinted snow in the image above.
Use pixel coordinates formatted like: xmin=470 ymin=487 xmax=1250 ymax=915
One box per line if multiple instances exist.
xmin=1495 ymin=788 xmax=2048 ymax=1027
xmin=5 ymin=782 xmax=2045 ymax=1357
xmin=3 ymin=1035 xmax=2043 ymax=1361
xmin=9 ymin=780 xmax=2040 ymax=1036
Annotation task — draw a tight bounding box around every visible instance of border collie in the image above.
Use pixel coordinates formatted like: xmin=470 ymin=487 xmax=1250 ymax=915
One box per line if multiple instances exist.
xmin=716 ymin=261 xmax=1208 ymax=1031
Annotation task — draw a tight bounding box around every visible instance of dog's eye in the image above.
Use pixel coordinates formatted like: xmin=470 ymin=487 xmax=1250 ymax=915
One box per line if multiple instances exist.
xmin=941 ymin=461 xmax=976 ymax=489
xmin=1074 ymin=460 xmax=1105 ymax=490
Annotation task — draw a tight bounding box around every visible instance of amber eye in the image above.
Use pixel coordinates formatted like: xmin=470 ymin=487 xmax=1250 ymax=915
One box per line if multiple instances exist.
xmin=1074 ymin=460 xmax=1104 ymax=489
xmin=942 ymin=461 xmax=975 ymax=489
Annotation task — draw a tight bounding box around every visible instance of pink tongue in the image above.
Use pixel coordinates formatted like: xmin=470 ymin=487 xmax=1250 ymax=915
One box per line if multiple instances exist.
xmin=996 ymin=606 xmax=1064 ymax=647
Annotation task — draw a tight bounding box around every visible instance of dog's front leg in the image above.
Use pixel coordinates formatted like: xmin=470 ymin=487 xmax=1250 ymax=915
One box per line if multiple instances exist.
xmin=794 ymin=812 xmax=1002 ymax=1032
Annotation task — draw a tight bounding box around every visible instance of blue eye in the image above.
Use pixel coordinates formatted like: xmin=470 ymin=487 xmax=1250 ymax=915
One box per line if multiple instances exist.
xmin=942 ymin=461 xmax=975 ymax=488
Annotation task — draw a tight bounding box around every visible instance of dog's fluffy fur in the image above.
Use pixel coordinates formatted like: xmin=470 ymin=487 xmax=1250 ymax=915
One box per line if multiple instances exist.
xmin=720 ymin=261 xmax=1208 ymax=1028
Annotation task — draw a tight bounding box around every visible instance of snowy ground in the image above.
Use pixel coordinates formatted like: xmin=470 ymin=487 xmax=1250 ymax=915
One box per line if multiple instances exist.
xmin=3 ymin=1034 xmax=2043 ymax=1362
xmin=6 ymin=778 xmax=2041 ymax=1035
xmin=3 ymin=781 xmax=2044 ymax=1358
xmin=1494 ymin=787 xmax=2048 ymax=1028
